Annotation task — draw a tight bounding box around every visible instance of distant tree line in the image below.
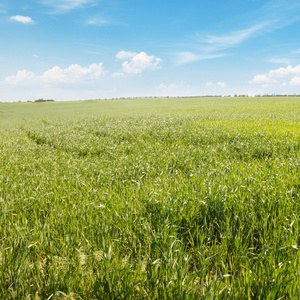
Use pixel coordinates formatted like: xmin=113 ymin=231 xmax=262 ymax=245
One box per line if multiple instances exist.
xmin=255 ymin=94 xmax=300 ymax=97
xmin=3 ymin=95 xmax=300 ymax=104
xmin=34 ymin=99 xmax=55 ymax=103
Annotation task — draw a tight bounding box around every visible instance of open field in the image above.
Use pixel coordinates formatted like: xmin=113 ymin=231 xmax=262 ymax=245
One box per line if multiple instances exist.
xmin=0 ymin=97 xmax=299 ymax=299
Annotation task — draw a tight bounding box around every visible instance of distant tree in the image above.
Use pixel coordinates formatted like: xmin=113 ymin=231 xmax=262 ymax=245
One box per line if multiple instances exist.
xmin=34 ymin=98 xmax=55 ymax=103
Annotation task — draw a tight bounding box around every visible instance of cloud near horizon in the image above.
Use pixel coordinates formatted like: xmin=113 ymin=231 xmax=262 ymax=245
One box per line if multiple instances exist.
xmin=3 ymin=63 xmax=106 ymax=86
xmin=2 ymin=51 xmax=161 ymax=87
xmin=206 ymin=81 xmax=228 ymax=88
xmin=250 ymin=64 xmax=300 ymax=86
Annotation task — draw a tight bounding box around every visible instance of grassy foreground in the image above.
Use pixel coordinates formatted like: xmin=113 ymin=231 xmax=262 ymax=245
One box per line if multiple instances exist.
xmin=0 ymin=97 xmax=299 ymax=299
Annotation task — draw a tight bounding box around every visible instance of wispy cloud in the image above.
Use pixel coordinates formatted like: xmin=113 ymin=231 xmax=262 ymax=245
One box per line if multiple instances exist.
xmin=266 ymin=58 xmax=291 ymax=64
xmin=85 ymin=16 xmax=123 ymax=27
xmin=198 ymin=0 xmax=300 ymax=52
xmin=176 ymin=0 xmax=300 ymax=66
xmin=259 ymin=0 xmax=300 ymax=27
xmin=86 ymin=18 xmax=110 ymax=26
xmin=293 ymin=49 xmax=300 ymax=54
xmin=201 ymin=23 xmax=269 ymax=50
xmin=40 ymin=0 xmax=99 ymax=13
xmin=10 ymin=15 xmax=35 ymax=24
xmin=175 ymin=22 xmax=269 ymax=66
xmin=174 ymin=52 xmax=226 ymax=66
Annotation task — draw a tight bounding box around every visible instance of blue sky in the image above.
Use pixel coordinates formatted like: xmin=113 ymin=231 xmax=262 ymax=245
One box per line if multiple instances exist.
xmin=1 ymin=0 xmax=300 ymax=101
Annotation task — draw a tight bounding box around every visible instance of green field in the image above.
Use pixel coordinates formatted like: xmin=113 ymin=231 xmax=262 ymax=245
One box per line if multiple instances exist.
xmin=0 ymin=97 xmax=299 ymax=299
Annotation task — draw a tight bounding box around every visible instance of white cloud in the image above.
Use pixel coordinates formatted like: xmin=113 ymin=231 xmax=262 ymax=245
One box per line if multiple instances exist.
xmin=250 ymin=75 xmax=279 ymax=84
xmin=217 ymin=81 xmax=227 ymax=88
xmin=205 ymin=81 xmax=228 ymax=88
xmin=250 ymin=64 xmax=300 ymax=86
xmin=3 ymin=63 xmax=106 ymax=86
xmin=43 ymin=63 xmax=105 ymax=83
xmin=10 ymin=15 xmax=34 ymax=24
xmin=114 ymin=51 xmax=162 ymax=76
xmin=268 ymin=65 xmax=300 ymax=78
xmin=290 ymin=77 xmax=300 ymax=85
xmin=4 ymin=70 xmax=37 ymax=85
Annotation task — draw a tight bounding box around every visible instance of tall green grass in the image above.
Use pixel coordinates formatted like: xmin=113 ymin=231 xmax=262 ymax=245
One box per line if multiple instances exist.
xmin=0 ymin=97 xmax=299 ymax=299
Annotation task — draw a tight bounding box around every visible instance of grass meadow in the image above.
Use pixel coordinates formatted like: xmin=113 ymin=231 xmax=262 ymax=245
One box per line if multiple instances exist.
xmin=0 ymin=97 xmax=299 ymax=299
